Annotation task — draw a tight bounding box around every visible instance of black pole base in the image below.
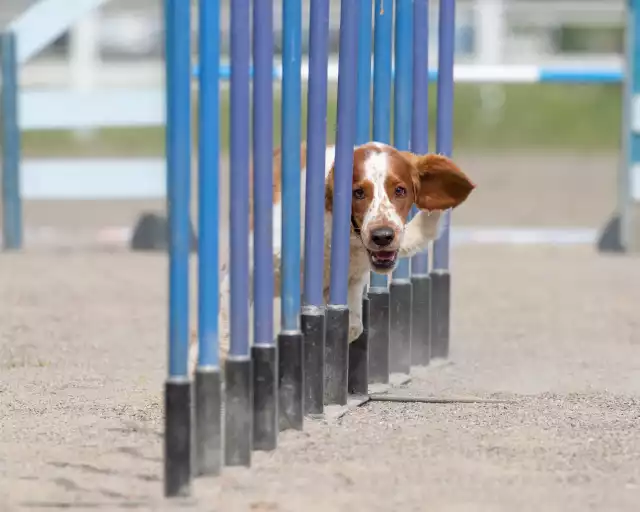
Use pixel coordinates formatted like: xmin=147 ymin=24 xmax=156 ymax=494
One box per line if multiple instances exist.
xmin=278 ymin=331 xmax=304 ymax=431
xmin=164 ymin=378 xmax=192 ymax=497
xmin=348 ymin=295 xmax=369 ymax=395
xmin=325 ymin=305 xmax=349 ymax=406
xmin=430 ymin=270 xmax=451 ymax=360
xmin=252 ymin=345 xmax=278 ymax=451
xmin=389 ymin=280 xmax=412 ymax=375
xmin=368 ymin=288 xmax=390 ymax=385
xmin=302 ymin=308 xmax=325 ymax=415
xmin=224 ymin=357 xmax=252 ymax=467
xmin=194 ymin=368 xmax=222 ymax=476
xmin=411 ymin=275 xmax=431 ymax=367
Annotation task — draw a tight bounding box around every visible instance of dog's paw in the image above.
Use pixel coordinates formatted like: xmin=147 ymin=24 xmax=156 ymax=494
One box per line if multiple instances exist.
xmin=348 ymin=322 xmax=364 ymax=343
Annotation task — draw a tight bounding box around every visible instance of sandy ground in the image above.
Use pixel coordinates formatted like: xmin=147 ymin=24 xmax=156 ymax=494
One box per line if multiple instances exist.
xmin=1 ymin=152 xmax=639 ymax=510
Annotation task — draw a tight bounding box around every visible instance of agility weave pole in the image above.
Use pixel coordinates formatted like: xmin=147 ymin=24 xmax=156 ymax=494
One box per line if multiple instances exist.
xmin=163 ymin=0 xmax=457 ymax=499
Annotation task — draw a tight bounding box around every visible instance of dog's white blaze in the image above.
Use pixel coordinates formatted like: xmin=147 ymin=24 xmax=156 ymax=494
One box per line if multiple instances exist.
xmin=361 ymin=150 xmax=404 ymax=236
xmin=324 ymin=146 xmax=336 ymax=179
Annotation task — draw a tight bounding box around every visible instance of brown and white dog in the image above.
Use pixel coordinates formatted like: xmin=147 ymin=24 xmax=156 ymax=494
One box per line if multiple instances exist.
xmin=191 ymin=142 xmax=475 ymax=369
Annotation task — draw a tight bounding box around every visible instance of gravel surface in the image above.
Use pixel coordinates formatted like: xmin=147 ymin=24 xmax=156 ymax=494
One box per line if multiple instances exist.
xmin=1 ymin=243 xmax=639 ymax=511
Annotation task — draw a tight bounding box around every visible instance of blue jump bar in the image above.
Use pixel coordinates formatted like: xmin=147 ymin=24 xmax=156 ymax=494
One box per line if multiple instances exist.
xmin=192 ymin=65 xmax=625 ymax=84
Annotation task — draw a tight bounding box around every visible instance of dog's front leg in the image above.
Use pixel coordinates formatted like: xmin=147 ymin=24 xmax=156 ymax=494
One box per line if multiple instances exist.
xmin=399 ymin=210 xmax=443 ymax=258
xmin=347 ymin=276 xmax=369 ymax=343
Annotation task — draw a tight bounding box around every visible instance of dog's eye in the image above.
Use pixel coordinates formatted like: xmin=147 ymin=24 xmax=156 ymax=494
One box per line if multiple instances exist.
xmin=395 ymin=186 xmax=407 ymax=197
xmin=353 ymin=188 xmax=365 ymax=200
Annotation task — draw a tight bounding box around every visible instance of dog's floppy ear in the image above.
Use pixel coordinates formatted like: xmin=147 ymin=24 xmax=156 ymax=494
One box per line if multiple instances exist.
xmin=405 ymin=153 xmax=475 ymax=211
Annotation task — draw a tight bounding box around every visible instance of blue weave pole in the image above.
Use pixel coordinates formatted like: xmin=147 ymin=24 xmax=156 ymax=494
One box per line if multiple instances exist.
xmin=409 ymin=0 xmax=432 ymax=368
xmin=193 ymin=0 xmax=222 ymax=479
xmin=225 ymin=0 xmax=252 ymax=468
xmin=430 ymin=0 xmax=456 ymax=361
xmin=367 ymin=0 xmax=393 ymax=386
xmin=389 ymin=0 xmax=414 ymax=376
xmin=325 ymin=0 xmax=360 ymax=406
xmin=302 ymin=0 xmax=331 ymax=416
xmin=356 ymin=0 xmax=373 ymax=146
xmin=163 ymin=0 xmax=192 ymax=498
xmin=278 ymin=0 xmax=304 ymax=431
xmin=252 ymin=0 xmax=278 ymax=451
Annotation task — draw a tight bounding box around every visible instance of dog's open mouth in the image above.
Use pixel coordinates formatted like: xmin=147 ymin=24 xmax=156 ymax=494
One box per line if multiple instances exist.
xmin=368 ymin=250 xmax=398 ymax=271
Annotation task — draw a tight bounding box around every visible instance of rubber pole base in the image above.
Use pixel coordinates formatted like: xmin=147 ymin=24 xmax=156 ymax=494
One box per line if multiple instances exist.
xmin=164 ymin=379 xmax=192 ymax=497
xmin=368 ymin=289 xmax=390 ymax=384
xmin=224 ymin=358 xmax=252 ymax=467
xmin=430 ymin=270 xmax=451 ymax=360
xmin=411 ymin=275 xmax=431 ymax=367
xmin=278 ymin=331 xmax=304 ymax=431
xmin=348 ymin=295 xmax=369 ymax=395
xmin=252 ymin=345 xmax=278 ymax=451
xmin=325 ymin=306 xmax=349 ymax=406
xmin=389 ymin=280 xmax=412 ymax=374
xmin=302 ymin=311 xmax=325 ymax=415
xmin=194 ymin=368 xmax=222 ymax=476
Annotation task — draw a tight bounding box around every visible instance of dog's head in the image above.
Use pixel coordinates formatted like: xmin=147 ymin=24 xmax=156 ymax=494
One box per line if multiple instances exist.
xmin=326 ymin=142 xmax=475 ymax=274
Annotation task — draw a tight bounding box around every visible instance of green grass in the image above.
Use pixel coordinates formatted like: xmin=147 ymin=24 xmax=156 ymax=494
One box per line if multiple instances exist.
xmin=21 ymin=83 xmax=622 ymax=158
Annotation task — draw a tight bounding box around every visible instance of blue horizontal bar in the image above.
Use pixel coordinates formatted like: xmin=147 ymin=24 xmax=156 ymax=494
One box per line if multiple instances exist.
xmin=192 ymin=65 xmax=624 ymax=84
xmin=538 ymin=68 xmax=622 ymax=83
xmin=193 ymin=64 xmax=282 ymax=79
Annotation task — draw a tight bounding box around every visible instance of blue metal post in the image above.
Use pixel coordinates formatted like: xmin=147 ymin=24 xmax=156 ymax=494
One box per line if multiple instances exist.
xmin=430 ymin=0 xmax=456 ymax=360
xmin=349 ymin=0 xmax=375 ymax=397
xmin=278 ymin=0 xmax=304 ymax=431
xmin=389 ymin=0 xmax=414 ymax=376
xmin=356 ymin=0 xmax=374 ymax=145
xmin=281 ymin=0 xmax=303 ymax=332
xmin=194 ymin=0 xmax=222 ymax=478
xmin=1 ymin=32 xmax=22 ymax=251
xmin=302 ymin=0 xmax=330 ymax=415
xmin=432 ymin=0 xmax=455 ymax=271
xmin=368 ymin=0 xmax=393 ymax=385
xmin=163 ymin=0 xmax=192 ymax=498
xmin=410 ymin=0 xmax=432 ymax=367
xmin=252 ymin=0 xmax=278 ymax=450
xmin=411 ymin=0 xmax=430 ymax=277
xmin=370 ymin=0 xmax=393 ymax=292
xmin=325 ymin=0 xmax=360 ymax=406
xmin=225 ymin=0 xmax=252 ymax=467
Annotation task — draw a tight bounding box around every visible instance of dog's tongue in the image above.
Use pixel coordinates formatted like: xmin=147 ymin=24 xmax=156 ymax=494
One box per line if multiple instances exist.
xmin=375 ymin=251 xmax=396 ymax=261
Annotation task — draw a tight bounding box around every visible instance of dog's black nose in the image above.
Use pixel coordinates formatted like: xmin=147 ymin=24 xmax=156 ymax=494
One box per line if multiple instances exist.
xmin=371 ymin=227 xmax=395 ymax=247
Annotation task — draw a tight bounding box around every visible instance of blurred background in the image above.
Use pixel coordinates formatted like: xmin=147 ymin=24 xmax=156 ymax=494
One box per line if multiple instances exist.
xmin=0 ymin=0 xmax=627 ymax=244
